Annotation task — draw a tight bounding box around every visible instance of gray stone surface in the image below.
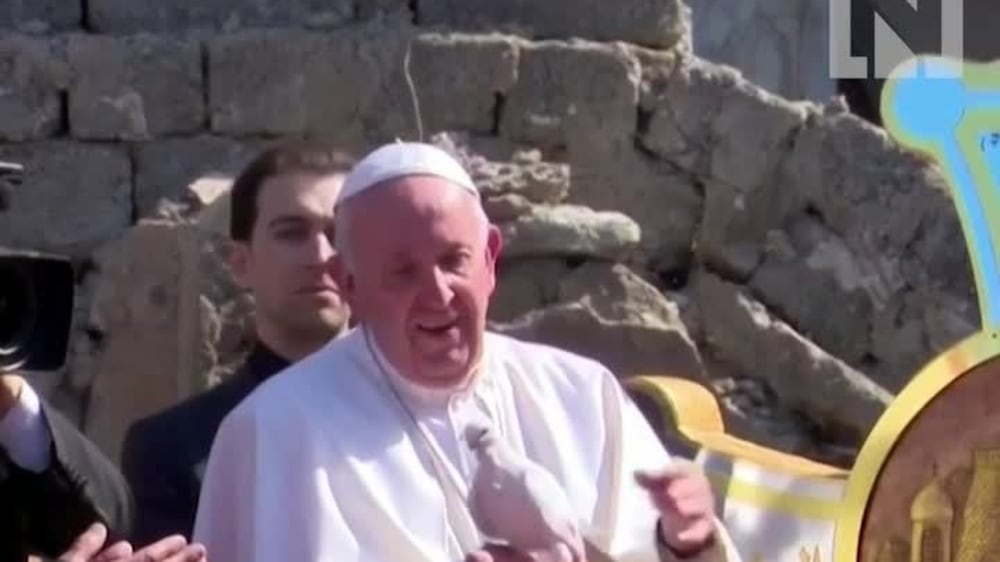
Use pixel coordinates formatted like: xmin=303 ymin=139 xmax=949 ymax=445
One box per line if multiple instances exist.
xmin=83 ymin=220 xmax=253 ymax=462
xmin=408 ymin=33 xmax=518 ymax=134
xmin=494 ymin=262 xmax=705 ymax=379
xmin=569 ymin=139 xmax=702 ymax=273
xmin=418 ymin=0 xmax=688 ymax=48
xmin=490 ymin=258 xmax=572 ymax=323
xmin=133 ymin=136 xmax=265 ymax=219
xmin=640 ymin=55 xmax=745 ymax=174
xmin=501 ymin=41 xmax=640 ymax=149
xmin=88 ymin=0 xmax=354 ymax=33
xmin=689 ymin=0 xmax=835 ymax=102
xmin=499 ymin=204 xmax=641 ymax=260
xmin=0 ymin=36 xmax=68 ymax=140
xmin=207 ymin=20 xmax=407 ymax=140
xmin=68 ymin=35 xmax=204 ymax=140
xmin=0 ymin=142 xmax=131 ymax=257
xmin=0 ymin=0 xmax=80 ymax=32
xmin=695 ymin=271 xmax=891 ymax=442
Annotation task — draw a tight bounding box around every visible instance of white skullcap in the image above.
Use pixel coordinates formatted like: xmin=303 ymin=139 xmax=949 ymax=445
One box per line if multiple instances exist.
xmin=337 ymin=141 xmax=478 ymax=206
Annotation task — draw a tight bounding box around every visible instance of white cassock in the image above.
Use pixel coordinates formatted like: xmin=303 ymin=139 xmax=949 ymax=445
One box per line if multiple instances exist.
xmin=192 ymin=327 xmax=742 ymax=562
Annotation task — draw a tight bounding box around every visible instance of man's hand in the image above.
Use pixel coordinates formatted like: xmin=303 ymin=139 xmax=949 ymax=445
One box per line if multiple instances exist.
xmin=466 ymin=544 xmax=589 ymax=562
xmin=636 ymin=463 xmax=717 ymax=556
xmin=58 ymin=523 xmax=207 ymax=562
xmin=0 ymin=373 xmax=26 ymax=419
xmin=465 ymin=545 xmax=537 ymax=562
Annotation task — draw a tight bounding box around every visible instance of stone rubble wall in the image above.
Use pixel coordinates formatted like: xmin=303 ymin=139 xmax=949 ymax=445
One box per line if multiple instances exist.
xmin=0 ymin=0 xmax=978 ymax=466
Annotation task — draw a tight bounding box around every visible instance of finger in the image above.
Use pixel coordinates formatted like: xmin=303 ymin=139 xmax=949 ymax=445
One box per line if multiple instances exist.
xmin=483 ymin=544 xmax=536 ymax=562
xmin=162 ymin=544 xmax=207 ymax=562
xmin=131 ymin=535 xmax=188 ymax=561
xmin=674 ymin=518 xmax=717 ymax=545
xmin=466 ymin=551 xmax=494 ymax=562
xmin=92 ymin=541 xmax=134 ymax=562
xmin=61 ymin=523 xmax=109 ymax=561
xmin=654 ymin=487 xmax=715 ymax=516
xmin=634 ymin=463 xmax=698 ymax=489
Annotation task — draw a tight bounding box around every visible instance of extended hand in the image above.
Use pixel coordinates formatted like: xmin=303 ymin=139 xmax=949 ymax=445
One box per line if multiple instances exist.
xmin=635 ymin=462 xmax=717 ymax=556
xmin=58 ymin=523 xmax=207 ymax=562
xmin=0 ymin=373 xmax=25 ymax=419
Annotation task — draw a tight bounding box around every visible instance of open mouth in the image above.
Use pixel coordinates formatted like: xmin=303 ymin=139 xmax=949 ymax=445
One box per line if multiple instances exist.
xmin=416 ymin=318 xmax=459 ymax=336
xmin=298 ymin=284 xmax=337 ymax=294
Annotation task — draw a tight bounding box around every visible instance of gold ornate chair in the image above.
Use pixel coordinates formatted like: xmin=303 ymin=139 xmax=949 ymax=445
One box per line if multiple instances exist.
xmin=625 ymin=375 xmax=848 ymax=562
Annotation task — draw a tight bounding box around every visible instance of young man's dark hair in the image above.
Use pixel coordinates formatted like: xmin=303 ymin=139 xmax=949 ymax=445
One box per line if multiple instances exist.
xmin=229 ymin=142 xmax=357 ymax=242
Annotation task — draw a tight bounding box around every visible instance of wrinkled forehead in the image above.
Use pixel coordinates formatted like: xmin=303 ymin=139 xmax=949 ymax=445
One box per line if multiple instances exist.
xmin=348 ymin=176 xmax=486 ymax=254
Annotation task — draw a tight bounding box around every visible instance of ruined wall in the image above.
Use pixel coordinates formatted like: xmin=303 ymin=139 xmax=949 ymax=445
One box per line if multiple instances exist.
xmin=689 ymin=0 xmax=834 ymax=102
xmin=0 ymin=0 xmax=977 ymax=466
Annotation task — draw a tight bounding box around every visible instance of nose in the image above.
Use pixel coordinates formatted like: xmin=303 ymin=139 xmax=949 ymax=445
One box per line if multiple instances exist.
xmin=304 ymin=231 xmax=336 ymax=265
xmin=418 ymin=267 xmax=454 ymax=307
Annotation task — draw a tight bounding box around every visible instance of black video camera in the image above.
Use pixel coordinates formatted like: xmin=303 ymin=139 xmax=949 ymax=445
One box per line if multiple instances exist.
xmin=0 ymin=162 xmax=75 ymax=373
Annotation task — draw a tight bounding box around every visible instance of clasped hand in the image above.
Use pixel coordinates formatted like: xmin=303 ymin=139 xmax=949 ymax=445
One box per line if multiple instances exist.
xmin=55 ymin=523 xmax=206 ymax=562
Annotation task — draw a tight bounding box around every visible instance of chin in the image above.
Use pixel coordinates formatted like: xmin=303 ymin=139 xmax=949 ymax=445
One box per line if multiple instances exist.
xmin=414 ymin=355 xmax=473 ymax=385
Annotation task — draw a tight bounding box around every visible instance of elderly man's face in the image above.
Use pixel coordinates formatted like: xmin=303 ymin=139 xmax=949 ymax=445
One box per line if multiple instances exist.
xmin=340 ymin=175 xmax=502 ymax=386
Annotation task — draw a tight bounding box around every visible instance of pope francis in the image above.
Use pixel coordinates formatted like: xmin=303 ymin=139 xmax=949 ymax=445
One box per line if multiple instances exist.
xmin=192 ymin=142 xmax=744 ymax=562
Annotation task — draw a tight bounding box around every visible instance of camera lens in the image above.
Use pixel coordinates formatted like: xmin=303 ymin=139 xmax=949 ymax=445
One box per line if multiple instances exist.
xmin=0 ymin=262 xmax=35 ymax=364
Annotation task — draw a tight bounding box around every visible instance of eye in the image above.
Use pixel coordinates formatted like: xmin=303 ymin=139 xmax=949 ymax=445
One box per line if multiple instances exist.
xmin=390 ymin=263 xmax=418 ymax=280
xmin=274 ymin=226 xmax=308 ymax=241
xmin=443 ymin=251 xmax=472 ymax=274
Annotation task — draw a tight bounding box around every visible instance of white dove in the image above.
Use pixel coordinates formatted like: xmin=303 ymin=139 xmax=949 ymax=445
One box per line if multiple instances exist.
xmin=464 ymin=424 xmax=586 ymax=562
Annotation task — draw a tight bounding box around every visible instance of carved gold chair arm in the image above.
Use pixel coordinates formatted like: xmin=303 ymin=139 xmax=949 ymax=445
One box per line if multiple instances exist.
xmin=624 ymin=375 xmax=848 ymax=479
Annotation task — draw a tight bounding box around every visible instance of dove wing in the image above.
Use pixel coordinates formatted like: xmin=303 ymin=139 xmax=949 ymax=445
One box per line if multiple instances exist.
xmin=519 ymin=461 xmax=582 ymax=541
xmin=469 ymin=471 xmax=504 ymax=541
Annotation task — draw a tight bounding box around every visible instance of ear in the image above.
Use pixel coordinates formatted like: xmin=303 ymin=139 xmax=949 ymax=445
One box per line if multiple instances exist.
xmin=227 ymin=241 xmax=252 ymax=288
xmin=329 ymin=254 xmax=357 ymax=306
xmin=484 ymin=224 xmax=503 ymax=291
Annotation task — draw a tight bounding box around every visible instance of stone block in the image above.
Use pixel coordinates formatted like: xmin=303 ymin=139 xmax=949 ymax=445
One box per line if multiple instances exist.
xmin=0 ymin=142 xmax=131 ymax=257
xmin=133 ymin=136 xmax=265 ymax=219
xmin=694 ymin=270 xmax=891 ymax=442
xmin=356 ymin=0 xmax=411 ymax=19
xmin=0 ymin=0 xmax=80 ymax=32
xmin=407 ymin=33 xmax=518 ymax=134
xmin=498 ymin=204 xmax=640 ymax=260
xmin=68 ymin=35 xmax=204 ymax=140
xmin=748 ymin=227 xmax=876 ymax=365
xmin=569 ymin=139 xmax=701 ymax=273
xmin=490 ymin=258 xmax=571 ymax=322
xmin=207 ymin=25 xmax=398 ymax=138
xmin=500 ymin=41 xmax=640 ymax=149
xmin=82 ymin=221 xmax=236 ymax=462
xmin=0 ymin=36 xmax=68 ymax=140
xmin=689 ymin=0 xmax=834 ymax=102
xmin=418 ymin=0 xmax=687 ymax=48
xmin=640 ymin=56 xmax=744 ymax=174
xmin=88 ymin=0 xmax=353 ymax=33
xmin=493 ymin=262 xmax=705 ymax=378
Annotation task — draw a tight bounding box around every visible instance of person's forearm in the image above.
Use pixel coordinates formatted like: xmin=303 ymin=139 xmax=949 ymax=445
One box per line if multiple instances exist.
xmin=0 ymin=377 xmax=53 ymax=472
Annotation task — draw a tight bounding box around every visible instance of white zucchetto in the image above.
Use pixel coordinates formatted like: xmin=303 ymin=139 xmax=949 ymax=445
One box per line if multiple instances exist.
xmin=337 ymin=142 xmax=479 ymax=206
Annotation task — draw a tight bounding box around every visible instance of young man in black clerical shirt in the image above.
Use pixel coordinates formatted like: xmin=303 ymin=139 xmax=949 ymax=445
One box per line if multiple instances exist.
xmin=120 ymin=142 xmax=355 ymax=546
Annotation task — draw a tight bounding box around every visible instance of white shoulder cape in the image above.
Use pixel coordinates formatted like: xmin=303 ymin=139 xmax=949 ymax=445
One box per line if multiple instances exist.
xmin=192 ymin=329 xmax=742 ymax=562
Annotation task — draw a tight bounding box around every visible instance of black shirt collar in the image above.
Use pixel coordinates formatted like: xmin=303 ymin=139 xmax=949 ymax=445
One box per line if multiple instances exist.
xmin=246 ymin=341 xmax=291 ymax=384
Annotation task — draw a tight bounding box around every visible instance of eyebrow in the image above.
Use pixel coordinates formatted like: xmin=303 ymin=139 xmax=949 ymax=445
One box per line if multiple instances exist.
xmin=267 ymin=215 xmax=309 ymax=229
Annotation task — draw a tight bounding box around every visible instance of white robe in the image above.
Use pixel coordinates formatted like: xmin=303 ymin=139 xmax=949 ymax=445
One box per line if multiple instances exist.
xmin=192 ymin=327 xmax=742 ymax=562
